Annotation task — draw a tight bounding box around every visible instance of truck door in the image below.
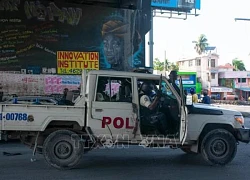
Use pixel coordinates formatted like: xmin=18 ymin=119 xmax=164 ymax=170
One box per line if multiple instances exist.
xmin=178 ymin=76 xmax=188 ymax=144
xmin=0 ymin=105 xmax=2 ymax=131
xmin=90 ymin=75 xmax=135 ymax=140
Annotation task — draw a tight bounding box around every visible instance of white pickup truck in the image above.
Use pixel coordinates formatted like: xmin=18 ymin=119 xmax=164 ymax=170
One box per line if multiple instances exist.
xmin=0 ymin=69 xmax=249 ymax=170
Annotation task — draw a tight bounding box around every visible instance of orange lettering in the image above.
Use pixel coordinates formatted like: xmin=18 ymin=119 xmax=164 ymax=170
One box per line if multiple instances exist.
xmin=58 ymin=60 xmax=68 ymax=68
xmin=94 ymin=61 xmax=98 ymax=69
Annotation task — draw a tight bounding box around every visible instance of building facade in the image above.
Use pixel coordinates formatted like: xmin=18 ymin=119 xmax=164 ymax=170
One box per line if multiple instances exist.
xmin=177 ymin=53 xmax=220 ymax=93
xmin=219 ymin=70 xmax=250 ymax=100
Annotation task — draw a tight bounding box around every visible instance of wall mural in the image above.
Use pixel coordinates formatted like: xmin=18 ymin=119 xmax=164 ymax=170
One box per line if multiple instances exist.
xmin=0 ymin=0 xmax=145 ymax=74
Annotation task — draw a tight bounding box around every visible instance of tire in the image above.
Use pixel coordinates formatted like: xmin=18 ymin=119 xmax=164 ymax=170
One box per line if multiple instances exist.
xmin=181 ymin=147 xmax=198 ymax=154
xmin=200 ymin=129 xmax=237 ymax=166
xmin=43 ymin=130 xmax=84 ymax=170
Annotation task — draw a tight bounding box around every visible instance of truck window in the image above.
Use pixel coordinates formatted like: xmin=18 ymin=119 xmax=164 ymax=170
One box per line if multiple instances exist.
xmin=161 ymin=82 xmax=176 ymax=99
xmin=95 ymin=76 xmax=132 ymax=103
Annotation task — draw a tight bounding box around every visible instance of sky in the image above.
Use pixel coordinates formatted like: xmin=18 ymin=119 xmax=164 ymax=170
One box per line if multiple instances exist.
xmin=145 ymin=0 xmax=250 ymax=70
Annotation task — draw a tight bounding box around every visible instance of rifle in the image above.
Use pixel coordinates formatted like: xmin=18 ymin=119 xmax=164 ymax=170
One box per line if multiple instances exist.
xmin=158 ymin=74 xmax=163 ymax=97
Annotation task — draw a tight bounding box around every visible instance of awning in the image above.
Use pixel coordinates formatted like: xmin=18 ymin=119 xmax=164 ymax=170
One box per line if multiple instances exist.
xmin=236 ymin=88 xmax=250 ymax=92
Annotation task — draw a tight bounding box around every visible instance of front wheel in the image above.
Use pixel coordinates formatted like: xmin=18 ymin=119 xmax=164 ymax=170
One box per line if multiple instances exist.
xmin=43 ymin=130 xmax=84 ymax=170
xmin=200 ymin=129 xmax=237 ymax=166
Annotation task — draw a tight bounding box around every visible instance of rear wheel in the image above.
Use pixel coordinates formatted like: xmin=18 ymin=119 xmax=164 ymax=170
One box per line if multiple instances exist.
xmin=43 ymin=130 xmax=84 ymax=170
xmin=200 ymin=129 xmax=237 ymax=166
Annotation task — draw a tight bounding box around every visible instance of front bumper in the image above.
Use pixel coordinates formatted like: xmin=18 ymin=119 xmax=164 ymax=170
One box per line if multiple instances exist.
xmin=235 ymin=127 xmax=250 ymax=143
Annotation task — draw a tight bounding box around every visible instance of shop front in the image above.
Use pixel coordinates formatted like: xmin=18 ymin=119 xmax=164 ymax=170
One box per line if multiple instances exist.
xmin=235 ymin=88 xmax=250 ymax=101
xmin=210 ymin=87 xmax=233 ymax=100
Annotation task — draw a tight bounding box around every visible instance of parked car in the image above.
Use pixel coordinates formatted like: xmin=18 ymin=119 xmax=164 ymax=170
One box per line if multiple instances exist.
xmin=223 ymin=94 xmax=238 ymax=100
xmin=2 ymin=96 xmax=58 ymax=105
xmin=1 ymin=94 xmax=18 ymax=102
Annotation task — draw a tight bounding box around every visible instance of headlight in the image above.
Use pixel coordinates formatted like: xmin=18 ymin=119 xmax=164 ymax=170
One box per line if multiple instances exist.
xmin=234 ymin=115 xmax=244 ymax=125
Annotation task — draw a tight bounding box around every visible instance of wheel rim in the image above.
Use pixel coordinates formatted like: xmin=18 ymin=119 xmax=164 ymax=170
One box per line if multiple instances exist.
xmin=210 ymin=139 xmax=228 ymax=157
xmin=54 ymin=141 xmax=73 ymax=159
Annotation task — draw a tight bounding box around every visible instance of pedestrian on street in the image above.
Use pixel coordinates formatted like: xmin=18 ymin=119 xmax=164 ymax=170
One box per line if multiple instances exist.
xmin=202 ymin=90 xmax=211 ymax=104
xmin=190 ymin=88 xmax=198 ymax=103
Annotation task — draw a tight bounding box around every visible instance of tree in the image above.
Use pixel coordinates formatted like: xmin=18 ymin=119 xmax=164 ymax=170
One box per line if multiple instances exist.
xmin=232 ymin=58 xmax=246 ymax=71
xmin=170 ymin=62 xmax=179 ymax=71
xmin=153 ymin=58 xmax=164 ymax=71
xmin=153 ymin=58 xmax=179 ymax=71
xmin=194 ymin=34 xmax=209 ymax=55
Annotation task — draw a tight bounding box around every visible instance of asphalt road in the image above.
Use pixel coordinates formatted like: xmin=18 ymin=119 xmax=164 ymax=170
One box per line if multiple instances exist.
xmin=1 ymin=119 xmax=250 ymax=180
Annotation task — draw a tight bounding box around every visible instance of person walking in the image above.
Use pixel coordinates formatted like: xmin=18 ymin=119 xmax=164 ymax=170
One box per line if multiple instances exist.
xmin=190 ymin=88 xmax=198 ymax=103
xmin=202 ymin=90 xmax=211 ymax=104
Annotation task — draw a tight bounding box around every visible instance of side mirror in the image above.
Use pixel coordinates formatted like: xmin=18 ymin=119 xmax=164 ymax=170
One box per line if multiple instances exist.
xmin=186 ymin=95 xmax=193 ymax=105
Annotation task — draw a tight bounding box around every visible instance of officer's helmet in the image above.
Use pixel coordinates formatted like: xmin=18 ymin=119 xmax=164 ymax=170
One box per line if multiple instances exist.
xmin=141 ymin=82 xmax=154 ymax=95
xmin=190 ymin=88 xmax=195 ymax=95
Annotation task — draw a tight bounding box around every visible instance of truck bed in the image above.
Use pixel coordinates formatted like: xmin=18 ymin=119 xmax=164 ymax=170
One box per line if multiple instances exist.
xmin=0 ymin=104 xmax=85 ymax=131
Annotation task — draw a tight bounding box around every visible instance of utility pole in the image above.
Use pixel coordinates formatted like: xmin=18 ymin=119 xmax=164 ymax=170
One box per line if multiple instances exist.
xmin=148 ymin=8 xmax=154 ymax=69
xmin=164 ymin=50 xmax=166 ymax=77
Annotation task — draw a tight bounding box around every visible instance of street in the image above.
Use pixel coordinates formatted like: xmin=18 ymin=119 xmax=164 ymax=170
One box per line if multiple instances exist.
xmin=1 ymin=118 xmax=250 ymax=180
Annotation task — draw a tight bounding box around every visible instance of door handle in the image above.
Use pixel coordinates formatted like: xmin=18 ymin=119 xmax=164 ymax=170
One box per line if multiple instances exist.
xmin=95 ymin=109 xmax=103 ymax=112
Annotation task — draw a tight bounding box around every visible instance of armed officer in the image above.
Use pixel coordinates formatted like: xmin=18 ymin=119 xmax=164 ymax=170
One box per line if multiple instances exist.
xmin=139 ymin=81 xmax=167 ymax=135
xmin=168 ymin=71 xmax=180 ymax=95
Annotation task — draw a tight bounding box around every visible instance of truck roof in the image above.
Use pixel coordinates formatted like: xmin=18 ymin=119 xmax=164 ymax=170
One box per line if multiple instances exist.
xmin=88 ymin=70 xmax=166 ymax=79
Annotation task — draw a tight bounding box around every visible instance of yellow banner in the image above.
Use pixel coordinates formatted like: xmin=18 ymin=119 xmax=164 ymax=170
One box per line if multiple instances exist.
xmin=57 ymin=51 xmax=99 ymax=74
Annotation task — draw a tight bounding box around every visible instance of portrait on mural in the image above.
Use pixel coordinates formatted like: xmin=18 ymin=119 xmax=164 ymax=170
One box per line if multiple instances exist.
xmin=101 ymin=15 xmax=143 ymax=71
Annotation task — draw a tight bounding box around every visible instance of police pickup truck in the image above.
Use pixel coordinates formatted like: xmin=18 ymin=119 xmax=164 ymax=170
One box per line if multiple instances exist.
xmin=0 ymin=69 xmax=249 ymax=170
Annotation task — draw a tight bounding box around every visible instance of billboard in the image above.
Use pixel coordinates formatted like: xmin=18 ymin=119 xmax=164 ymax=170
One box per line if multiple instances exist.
xmin=176 ymin=74 xmax=196 ymax=85
xmin=57 ymin=51 xmax=99 ymax=74
xmin=0 ymin=0 xmax=145 ymax=73
xmin=151 ymin=0 xmax=201 ymax=10
xmin=176 ymin=72 xmax=196 ymax=86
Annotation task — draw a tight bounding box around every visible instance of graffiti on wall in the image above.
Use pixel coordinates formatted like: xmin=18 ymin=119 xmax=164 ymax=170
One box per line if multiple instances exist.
xmin=0 ymin=0 xmax=20 ymax=11
xmin=44 ymin=75 xmax=81 ymax=94
xmin=0 ymin=72 xmax=82 ymax=95
xmin=24 ymin=1 xmax=82 ymax=26
xmin=0 ymin=0 xmax=145 ymax=74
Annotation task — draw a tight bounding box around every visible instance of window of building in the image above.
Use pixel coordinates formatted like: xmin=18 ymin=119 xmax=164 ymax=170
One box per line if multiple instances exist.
xmin=211 ymin=73 xmax=215 ymax=79
xmin=195 ymin=59 xmax=201 ymax=66
xmin=238 ymin=78 xmax=246 ymax=83
xmin=188 ymin=60 xmax=193 ymax=66
xmin=95 ymin=76 xmax=132 ymax=102
xmin=211 ymin=59 xmax=215 ymax=67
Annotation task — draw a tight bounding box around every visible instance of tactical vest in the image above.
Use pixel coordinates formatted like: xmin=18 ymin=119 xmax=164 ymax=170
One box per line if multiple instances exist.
xmin=139 ymin=93 xmax=157 ymax=118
